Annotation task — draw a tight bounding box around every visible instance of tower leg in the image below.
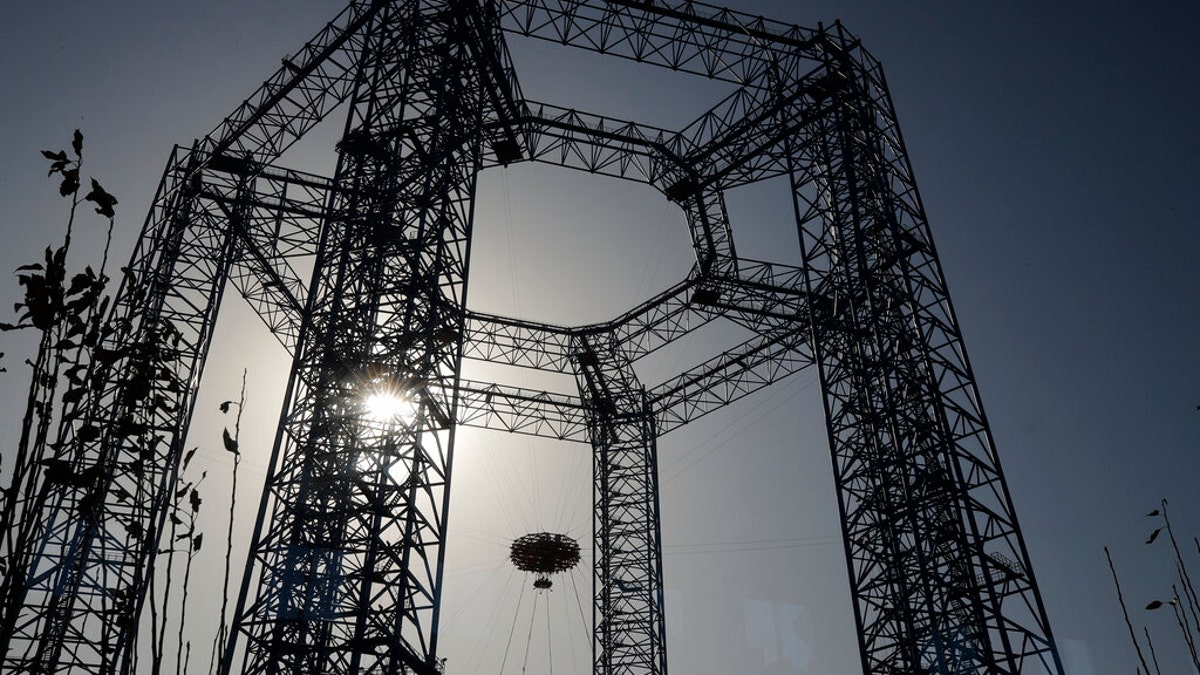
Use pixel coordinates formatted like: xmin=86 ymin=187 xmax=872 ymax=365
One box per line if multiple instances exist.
xmin=789 ymin=34 xmax=1063 ymax=675
xmin=225 ymin=2 xmax=484 ymax=674
xmin=574 ymin=337 xmax=668 ymax=675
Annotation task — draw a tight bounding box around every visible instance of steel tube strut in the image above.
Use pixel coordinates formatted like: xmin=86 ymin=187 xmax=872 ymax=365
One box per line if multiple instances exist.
xmin=224 ymin=2 xmax=484 ymax=673
xmin=573 ymin=336 xmax=668 ymax=675
xmin=0 ymin=2 xmax=1066 ymax=675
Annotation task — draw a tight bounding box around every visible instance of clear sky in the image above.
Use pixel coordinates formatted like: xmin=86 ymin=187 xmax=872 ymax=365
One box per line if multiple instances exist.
xmin=0 ymin=2 xmax=1197 ymax=674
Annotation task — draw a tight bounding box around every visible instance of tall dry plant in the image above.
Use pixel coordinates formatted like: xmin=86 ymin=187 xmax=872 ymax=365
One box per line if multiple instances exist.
xmin=1144 ymin=500 xmax=1200 ymax=671
xmin=1105 ymin=545 xmax=1152 ymax=674
xmin=0 ymin=131 xmax=118 ymax=653
xmin=209 ymin=370 xmax=247 ymax=675
xmin=0 ymin=132 xmax=210 ymax=674
xmin=147 ymin=449 xmax=205 ymax=675
xmin=175 ymin=472 xmax=204 ymax=675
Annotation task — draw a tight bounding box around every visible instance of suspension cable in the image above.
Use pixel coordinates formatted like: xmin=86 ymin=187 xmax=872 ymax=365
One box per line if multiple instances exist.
xmin=568 ymin=570 xmax=592 ymax=653
xmin=498 ymin=579 xmax=527 ymax=674
xmin=546 ymin=589 xmax=555 ymax=675
xmin=521 ymin=590 xmax=540 ymax=673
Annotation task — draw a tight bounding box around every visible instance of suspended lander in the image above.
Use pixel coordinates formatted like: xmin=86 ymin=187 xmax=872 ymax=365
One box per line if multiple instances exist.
xmin=509 ymin=532 xmax=581 ymax=589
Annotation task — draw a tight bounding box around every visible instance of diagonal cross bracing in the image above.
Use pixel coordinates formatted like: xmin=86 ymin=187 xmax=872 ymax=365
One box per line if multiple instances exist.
xmin=226 ymin=3 xmax=485 ymax=673
xmin=0 ymin=2 xmax=1067 ymax=674
xmin=0 ymin=144 xmax=242 ymax=673
xmin=573 ymin=336 xmax=667 ymax=675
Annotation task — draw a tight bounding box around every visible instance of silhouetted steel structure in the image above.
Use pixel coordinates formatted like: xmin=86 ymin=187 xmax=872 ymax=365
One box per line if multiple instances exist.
xmin=0 ymin=1 xmax=1065 ymax=674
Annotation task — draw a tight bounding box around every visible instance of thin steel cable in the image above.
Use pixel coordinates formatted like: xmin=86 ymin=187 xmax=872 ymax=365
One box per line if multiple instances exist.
xmin=568 ymin=569 xmax=592 ymax=655
xmin=531 ymin=440 xmax=544 ymax=532
xmin=546 ymin=589 xmax=555 ymax=675
xmin=464 ymin=566 xmax=521 ymax=675
xmin=500 ymin=167 xmax=521 ymax=317
xmin=548 ymin=444 xmax=573 ymax=534
xmin=559 ymin=449 xmax=591 ymax=541
xmin=663 ymin=534 xmax=840 ymax=554
xmin=553 ymin=446 xmax=591 ymax=536
xmin=498 ymin=169 xmax=544 ymax=532
xmin=442 ymin=560 xmax=507 ymax=633
xmin=521 ymin=590 xmax=540 ymax=674
xmin=560 ymin=576 xmax=579 ymax=674
xmin=471 ymin=443 xmax=524 ymax=542
xmin=634 ymin=201 xmax=675 ymax=300
xmin=498 ymin=576 xmax=528 ymax=675
xmin=662 ymin=371 xmax=817 ymax=484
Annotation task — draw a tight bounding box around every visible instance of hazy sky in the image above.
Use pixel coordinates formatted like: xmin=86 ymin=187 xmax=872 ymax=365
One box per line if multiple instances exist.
xmin=0 ymin=2 xmax=1197 ymax=674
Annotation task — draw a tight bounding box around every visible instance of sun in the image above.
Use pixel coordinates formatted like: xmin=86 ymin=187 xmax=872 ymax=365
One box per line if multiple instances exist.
xmin=361 ymin=390 xmax=418 ymax=425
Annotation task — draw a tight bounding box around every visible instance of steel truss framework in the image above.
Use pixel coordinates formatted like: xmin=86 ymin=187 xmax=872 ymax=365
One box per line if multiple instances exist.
xmin=0 ymin=1 xmax=1065 ymax=674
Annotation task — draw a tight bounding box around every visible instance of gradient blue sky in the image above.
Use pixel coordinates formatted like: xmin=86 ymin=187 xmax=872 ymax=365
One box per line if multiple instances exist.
xmin=0 ymin=2 xmax=1197 ymax=674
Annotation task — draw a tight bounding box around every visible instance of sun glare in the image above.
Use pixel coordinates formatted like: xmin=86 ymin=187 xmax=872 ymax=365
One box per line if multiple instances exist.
xmin=362 ymin=391 xmax=417 ymax=425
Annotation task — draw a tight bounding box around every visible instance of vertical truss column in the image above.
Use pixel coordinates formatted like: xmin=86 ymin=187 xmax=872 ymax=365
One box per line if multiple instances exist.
xmin=0 ymin=145 xmax=243 ymax=674
xmin=791 ymin=32 xmax=1062 ymax=675
xmin=226 ymin=2 xmax=483 ymax=674
xmin=573 ymin=336 xmax=667 ymax=675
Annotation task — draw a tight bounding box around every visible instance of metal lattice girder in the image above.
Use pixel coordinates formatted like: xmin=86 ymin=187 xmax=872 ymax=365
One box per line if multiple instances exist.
xmin=786 ymin=22 xmax=1061 ymax=674
xmin=198 ymin=1 xmax=386 ymax=165
xmin=649 ymin=323 xmax=811 ymax=434
xmin=0 ymin=144 xmax=242 ymax=673
xmin=681 ymin=187 xmax=737 ymax=275
xmin=463 ymin=312 xmax=578 ymax=372
xmin=572 ymin=336 xmax=667 ymax=675
xmin=225 ymin=3 xmax=486 ymax=674
xmin=513 ymin=102 xmax=686 ymax=184
xmin=497 ymin=3 xmax=839 ymax=193
xmin=0 ymin=1 xmax=1069 ymax=674
xmin=498 ymin=0 xmax=819 ymax=88
xmin=452 ymin=312 xmax=814 ymax=445
xmin=190 ymin=152 xmax=326 ymax=349
xmin=454 ymin=379 xmax=588 ymax=441
xmin=181 ymin=151 xmax=817 ymax=452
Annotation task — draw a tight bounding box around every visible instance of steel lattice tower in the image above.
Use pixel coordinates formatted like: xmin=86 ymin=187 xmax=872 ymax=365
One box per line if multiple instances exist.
xmin=0 ymin=1 xmax=1066 ymax=674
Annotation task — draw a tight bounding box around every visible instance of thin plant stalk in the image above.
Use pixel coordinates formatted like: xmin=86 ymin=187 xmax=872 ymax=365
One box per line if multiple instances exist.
xmin=210 ymin=370 xmax=247 ymax=675
xmin=1174 ymin=585 xmax=1200 ymax=671
xmin=152 ymin=492 xmax=182 ymax=675
xmin=1170 ymin=592 xmax=1200 ymax=670
xmin=1179 ymin=558 xmax=1200 ymax=643
xmin=173 ymin=468 xmax=204 ymax=675
xmin=174 ymin=511 xmax=198 ymax=675
xmin=1105 ymin=546 xmax=1151 ymax=674
xmin=1143 ymin=626 xmax=1162 ymax=675
xmin=0 ymin=140 xmax=86 ymax=653
xmin=1160 ymin=500 xmax=1200 ymax=633
xmin=148 ymin=557 xmax=163 ymax=675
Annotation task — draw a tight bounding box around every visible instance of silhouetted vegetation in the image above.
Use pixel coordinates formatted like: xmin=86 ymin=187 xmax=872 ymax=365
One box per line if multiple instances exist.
xmin=0 ymin=131 xmax=118 ymax=627
xmin=0 ymin=132 xmax=249 ymax=675
xmin=0 ymin=131 xmax=173 ymax=666
xmin=209 ymin=371 xmax=246 ymax=675
xmin=1107 ymin=499 xmax=1200 ymax=674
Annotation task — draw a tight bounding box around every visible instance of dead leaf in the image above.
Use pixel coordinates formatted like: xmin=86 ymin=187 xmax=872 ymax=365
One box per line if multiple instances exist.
xmin=222 ymin=428 xmax=239 ymax=455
